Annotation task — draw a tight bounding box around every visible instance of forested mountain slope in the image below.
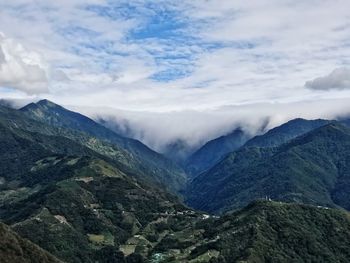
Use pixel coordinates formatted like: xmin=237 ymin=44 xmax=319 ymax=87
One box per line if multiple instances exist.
xmin=0 ymin=103 xmax=186 ymax=192
xmin=186 ymin=123 xmax=350 ymax=213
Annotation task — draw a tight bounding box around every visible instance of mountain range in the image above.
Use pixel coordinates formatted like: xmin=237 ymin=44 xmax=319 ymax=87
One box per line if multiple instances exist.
xmin=2 ymin=99 xmax=350 ymax=262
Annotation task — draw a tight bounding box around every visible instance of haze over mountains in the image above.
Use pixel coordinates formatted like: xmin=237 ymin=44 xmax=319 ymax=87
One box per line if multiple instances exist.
xmin=4 ymin=97 xmax=350 ymax=161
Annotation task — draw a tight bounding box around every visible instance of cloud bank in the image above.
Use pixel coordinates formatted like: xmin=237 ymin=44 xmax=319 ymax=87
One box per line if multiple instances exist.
xmin=305 ymin=68 xmax=350 ymax=90
xmin=75 ymin=97 xmax=350 ymax=152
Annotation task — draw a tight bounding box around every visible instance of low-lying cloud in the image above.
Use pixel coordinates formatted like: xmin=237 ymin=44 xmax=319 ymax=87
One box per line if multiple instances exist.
xmin=74 ymin=98 xmax=350 ymax=153
xmin=305 ymin=68 xmax=350 ymax=91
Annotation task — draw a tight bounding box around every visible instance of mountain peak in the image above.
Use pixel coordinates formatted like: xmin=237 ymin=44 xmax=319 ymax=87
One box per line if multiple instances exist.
xmin=36 ymin=99 xmax=61 ymax=108
xmin=20 ymin=99 xmax=62 ymax=112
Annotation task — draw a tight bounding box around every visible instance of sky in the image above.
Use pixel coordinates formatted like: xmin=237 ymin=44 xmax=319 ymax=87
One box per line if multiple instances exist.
xmin=1 ymin=0 xmax=350 ymax=150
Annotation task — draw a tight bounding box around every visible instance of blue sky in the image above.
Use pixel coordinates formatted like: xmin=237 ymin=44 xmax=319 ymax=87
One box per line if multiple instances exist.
xmin=1 ymin=0 xmax=350 ymax=107
xmin=1 ymin=0 xmax=350 ymax=148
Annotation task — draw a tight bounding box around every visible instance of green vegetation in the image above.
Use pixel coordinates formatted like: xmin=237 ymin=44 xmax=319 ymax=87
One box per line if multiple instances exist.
xmin=186 ymin=122 xmax=350 ymax=213
xmin=148 ymin=201 xmax=350 ymax=262
xmin=0 ymin=222 xmax=62 ymax=263
xmin=0 ymin=157 xmax=190 ymax=262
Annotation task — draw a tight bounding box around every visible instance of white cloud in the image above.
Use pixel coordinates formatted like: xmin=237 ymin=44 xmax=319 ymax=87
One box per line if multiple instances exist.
xmin=305 ymin=68 xmax=350 ymax=90
xmin=0 ymin=33 xmax=49 ymax=94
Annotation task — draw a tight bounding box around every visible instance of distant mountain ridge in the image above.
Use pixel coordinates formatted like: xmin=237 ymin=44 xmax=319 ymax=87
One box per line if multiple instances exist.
xmin=185 ymin=128 xmax=251 ymax=177
xmin=244 ymin=118 xmax=332 ymax=148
